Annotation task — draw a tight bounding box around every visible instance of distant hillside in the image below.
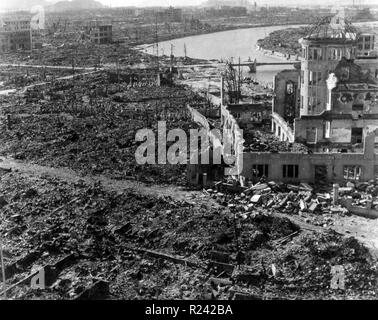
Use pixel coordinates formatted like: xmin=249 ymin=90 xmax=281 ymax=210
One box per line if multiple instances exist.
xmin=46 ymin=0 xmax=104 ymax=12
xmin=0 ymin=0 xmax=48 ymax=11
xmin=0 ymin=0 xmax=104 ymax=12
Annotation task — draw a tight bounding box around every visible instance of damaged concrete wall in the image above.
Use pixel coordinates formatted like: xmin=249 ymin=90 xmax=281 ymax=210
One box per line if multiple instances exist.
xmin=272 ymin=112 xmax=295 ymax=142
xmin=226 ymin=103 xmax=270 ymax=129
xmin=273 ymin=69 xmax=300 ymax=120
xmin=295 ymin=117 xmax=378 ymax=147
xmin=331 ymin=90 xmax=378 ymax=116
xmin=241 ymin=130 xmax=378 ymax=183
xmin=221 ymin=105 xmax=244 ymax=155
xmin=356 ymin=58 xmax=378 ymax=77
xmin=187 ymin=105 xmax=224 ymax=186
xmin=272 ymin=69 xmax=299 ymax=142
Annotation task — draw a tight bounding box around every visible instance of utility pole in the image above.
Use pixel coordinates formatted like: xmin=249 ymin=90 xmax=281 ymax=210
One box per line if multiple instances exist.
xmin=170 ymin=43 xmax=174 ymax=68
xmin=1 ymin=243 xmax=6 ymax=298
xmin=30 ymin=27 xmax=33 ymax=54
xmin=238 ymin=56 xmax=241 ymax=104
xmin=154 ymin=15 xmax=159 ymax=74
xmin=116 ymin=58 xmax=120 ymax=91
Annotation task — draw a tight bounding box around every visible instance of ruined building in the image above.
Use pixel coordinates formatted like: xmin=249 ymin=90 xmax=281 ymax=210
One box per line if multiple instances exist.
xmin=272 ymin=15 xmax=378 ymax=152
xmin=85 ymin=21 xmax=113 ymax=44
xmin=189 ymin=14 xmax=378 ymax=187
xmin=0 ymin=17 xmax=32 ymax=52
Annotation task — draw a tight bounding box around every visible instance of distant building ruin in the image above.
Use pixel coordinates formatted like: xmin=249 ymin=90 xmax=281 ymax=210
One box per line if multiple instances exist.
xmin=0 ymin=17 xmax=31 ymax=52
xmin=272 ymin=14 xmax=378 ymax=153
xmin=85 ymin=20 xmax=112 ymax=44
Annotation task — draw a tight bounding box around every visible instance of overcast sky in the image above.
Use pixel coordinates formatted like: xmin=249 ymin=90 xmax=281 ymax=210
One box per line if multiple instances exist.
xmin=94 ymin=0 xmax=359 ymax=7
xmin=0 ymin=0 xmax=374 ymax=11
xmin=94 ymin=0 xmax=374 ymax=7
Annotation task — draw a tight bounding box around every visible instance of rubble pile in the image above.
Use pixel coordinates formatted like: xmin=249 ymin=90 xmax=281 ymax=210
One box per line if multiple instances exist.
xmin=0 ymin=75 xmax=206 ymax=185
xmin=0 ymin=170 xmax=377 ymax=299
xmin=243 ymin=130 xmax=309 ymax=153
xmin=0 ymin=43 xmax=150 ymax=68
xmin=1 ymin=15 xmax=377 ymax=301
xmin=0 ymin=66 xmax=79 ymax=90
xmin=208 ymin=178 xmax=378 ymax=227
xmin=0 ymin=41 xmax=209 ymax=71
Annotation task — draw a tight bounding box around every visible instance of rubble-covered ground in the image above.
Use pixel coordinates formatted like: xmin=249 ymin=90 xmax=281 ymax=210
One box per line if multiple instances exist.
xmin=0 ymin=169 xmax=377 ymax=300
xmin=244 ymin=130 xmax=309 ymax=153
xmin=0 ymin=42 xmax=210 ymax=70
xmin=257 ymin=27 xmax=309 ymax=57
xmin=0 ymin=72 xmax=207 ymax=185
xmin=0 ymin=66 xmax=83 ymax=91
xmin=0 ymin=43 xmax=377 ymax=300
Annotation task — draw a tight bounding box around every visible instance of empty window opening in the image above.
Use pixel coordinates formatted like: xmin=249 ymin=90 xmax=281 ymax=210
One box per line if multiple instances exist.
xmin=309 ymin=47 xmax=322 ymax=60
xmin=352 ymin=103 xmax=363 ymax=111
xmin=306 ymin=127 xmax=317 ymax=144
xmin=324 ymin=121 xmax=331 ymax=139
xmin=315 ymin=165 xmax=328 ymax=182
xmin=351 ymin=128 xmax=363 ymax=144
xmin=252 ymin=164 xmax=269 ymax=178
xmin=309 ymin=71 xmax=322 ymax=85
xmin=343 ymin=166 xmax=362 ymax=180
xmin=283 ymin=165 xmax=299 ymax=179
xmin=286 ymin=82 xmax=294 ymax=94
xmin=329 ymin=48 xmax=342 ymax=60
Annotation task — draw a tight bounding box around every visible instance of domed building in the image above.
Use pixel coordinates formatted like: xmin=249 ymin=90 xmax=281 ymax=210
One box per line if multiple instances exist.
xmin=272 ymin=13 xmax=378 ymax=154
xmin=299 ymin=15 xmax=359 ymax=117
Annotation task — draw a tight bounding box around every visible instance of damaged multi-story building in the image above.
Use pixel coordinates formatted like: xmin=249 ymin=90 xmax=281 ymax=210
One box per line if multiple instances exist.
xmin=188 ymin=14 xmax=378 ymax=187
xmin=272 ymin=15 xmax=378 ymax=153
xmin=0 ymin=16 xmax=32 ymax=52
xmin=85 ymin=20 xmax=113 ymax=44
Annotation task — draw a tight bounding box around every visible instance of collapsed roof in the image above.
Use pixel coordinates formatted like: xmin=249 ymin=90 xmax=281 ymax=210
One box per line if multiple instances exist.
xmin=305 ymin=15 xmax=358 ymax=41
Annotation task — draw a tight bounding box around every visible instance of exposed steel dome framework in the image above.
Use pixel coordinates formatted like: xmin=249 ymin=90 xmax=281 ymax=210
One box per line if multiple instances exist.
xmin=305 ymin=15 xmax=359 ymax=41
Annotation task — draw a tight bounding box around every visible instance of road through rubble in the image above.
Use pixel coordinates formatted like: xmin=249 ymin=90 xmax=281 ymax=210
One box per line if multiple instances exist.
xmin=0 ymin=156 xmax=212 ymax=204
xmin=1 ymin=164 xmax=377 ymax=299
xmin=2 ymin=155 xmax=378 ymax=259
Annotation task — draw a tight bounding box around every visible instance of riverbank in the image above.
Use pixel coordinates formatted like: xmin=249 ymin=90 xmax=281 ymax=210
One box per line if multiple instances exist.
xmin=256 ymin=44 xmax=301 ymax=62
xmin=136 ymin=17 xmax=378 ymax=50
xmin=257 ymin=20 xmax=378 ymax=58
xmin=135 ymin=21 xmax=308 ymax=49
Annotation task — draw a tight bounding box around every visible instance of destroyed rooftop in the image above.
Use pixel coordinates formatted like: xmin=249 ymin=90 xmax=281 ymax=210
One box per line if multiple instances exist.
xmin=0 ymin=5 xmax=378 ymax=302
xmin=305 ymin=15 xmax=359 ymax=41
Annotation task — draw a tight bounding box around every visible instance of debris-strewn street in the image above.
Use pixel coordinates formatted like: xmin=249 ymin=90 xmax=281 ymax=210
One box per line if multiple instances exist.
xmin=0 ymin=1 xmax=378 ymax=304
xmin=0 ymin=165 xmax=377 ymax=300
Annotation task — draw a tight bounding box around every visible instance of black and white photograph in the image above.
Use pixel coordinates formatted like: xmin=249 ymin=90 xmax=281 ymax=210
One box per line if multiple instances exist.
xmin=0 ymin=0 xmax=377 ymax=310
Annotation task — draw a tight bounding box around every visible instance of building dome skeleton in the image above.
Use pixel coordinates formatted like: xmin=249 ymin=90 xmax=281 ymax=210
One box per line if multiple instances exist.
xmin=272 ymin=11 xmax=378 ymax=153
xmin=305 ymin=15 xmax=358 ymax=41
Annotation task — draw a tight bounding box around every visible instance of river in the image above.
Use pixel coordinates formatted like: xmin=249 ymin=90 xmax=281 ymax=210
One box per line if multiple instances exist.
xmin=140 ymin=21 xmax=378 ymax=83
xmin=141 ymin=24 xmax=305 ymax=83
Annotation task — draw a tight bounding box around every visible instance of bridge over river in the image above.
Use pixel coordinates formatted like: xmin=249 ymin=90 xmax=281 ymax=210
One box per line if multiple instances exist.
xmin=176 ymin=59 xmax=300 ymax=73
